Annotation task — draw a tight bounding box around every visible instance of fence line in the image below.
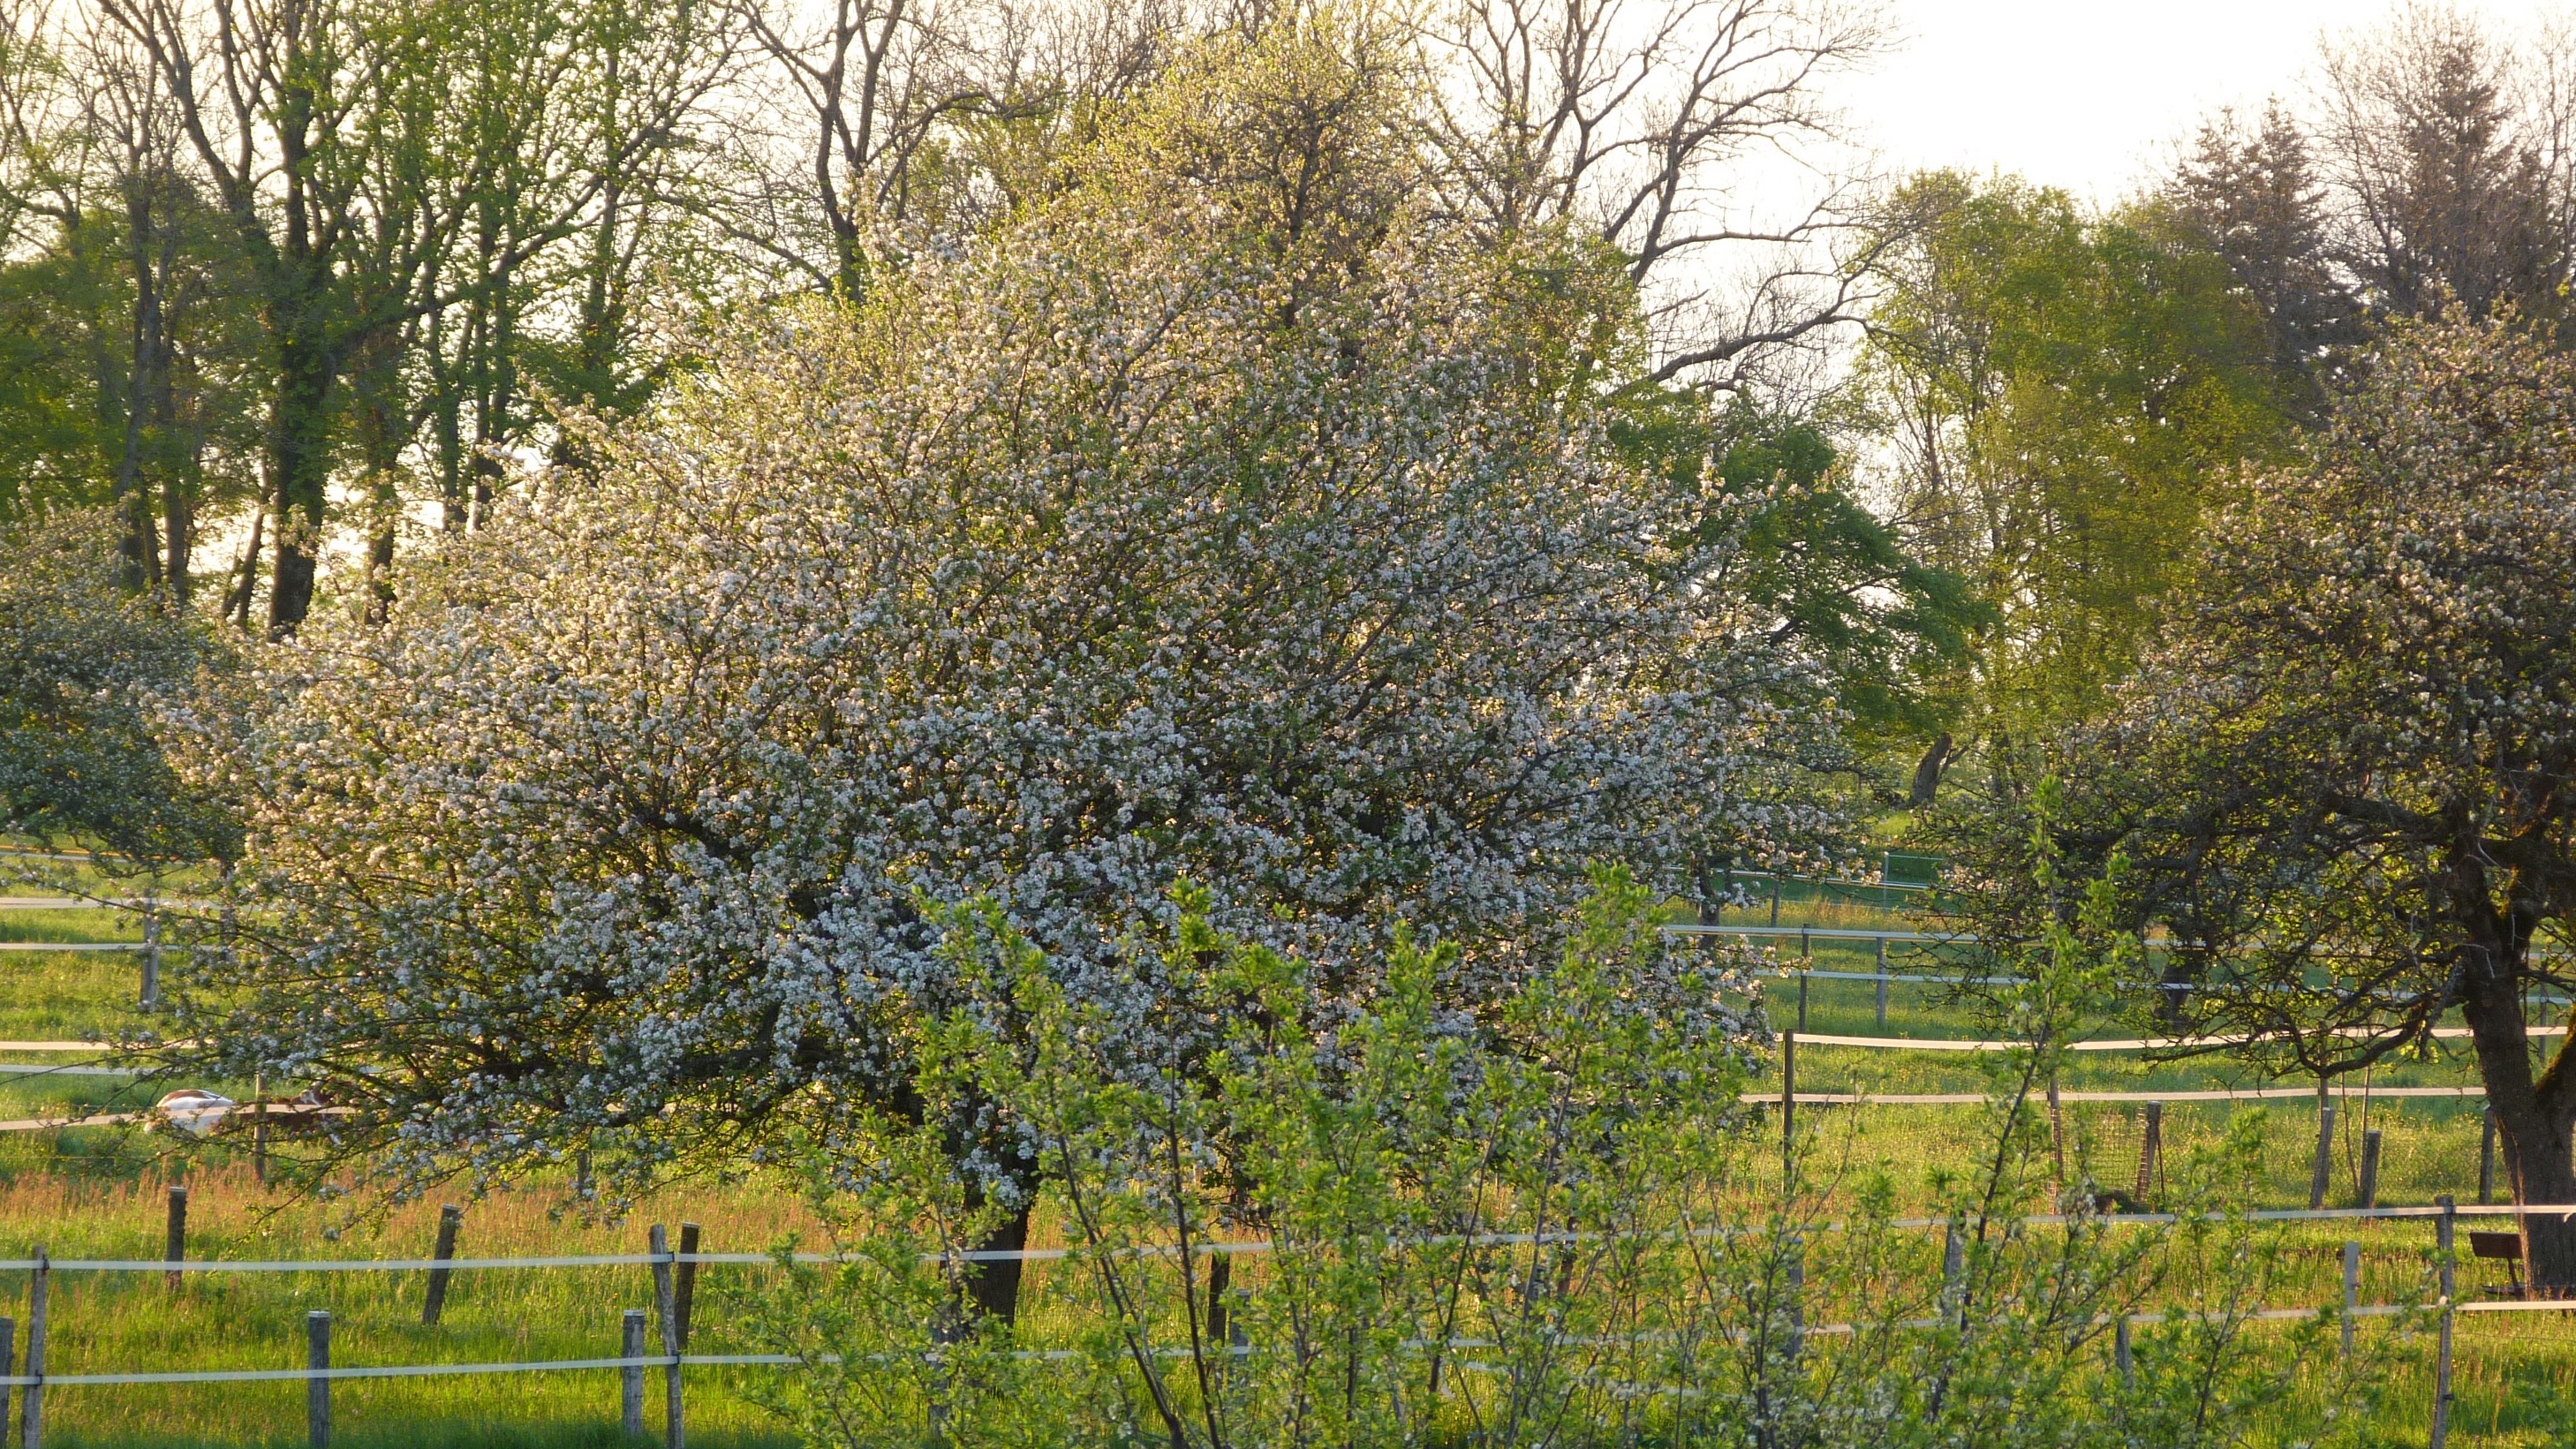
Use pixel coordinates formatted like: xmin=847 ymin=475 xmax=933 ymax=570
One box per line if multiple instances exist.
xmin=4 ymin=1202 xmax=2572 ymax=1278
xmin=0 ymin=1082 xmax=2493 ymax=1134
xmin=1787 ymin=1026 xmax=2569 ymax=1053
xmin=0 ymin=1299 xmax=2562 ymax=1392
xmin=1746 ymin=1086 xmax=2486 ymax=1106
xmin=0 ymin=1204 xmax=2561 ymax=1445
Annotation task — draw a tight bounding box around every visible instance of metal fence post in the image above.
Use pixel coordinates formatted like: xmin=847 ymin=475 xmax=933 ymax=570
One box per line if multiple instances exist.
xmin=1874 ymin=938 xmax=1888 ymax=1028
xmin=622 ymin=1309 xmax=646 ymax=1438
xmin=423 ymin=1204 xmax=462 ymax=1324
xmin=307 ymin=1309 xmax=331 ymax=1449
xmin=650 ymin=1225 xmax=683 ymax=1449
xmin=2308 ymin=1098 xmax=2337 ymax=1211
xmin=20 ymin=1249 xmax=45 ymax=1449
xmin=2431 ymin=1196 xmax=2455 ymax=1449
xmin=2358 ymin=1129 xmax=2382 ymax=1211
xmin=165 ymin=1185 xmax=187 ymax=1288
xmin=2340 ymin=1241 xmax=2360 ymax=1358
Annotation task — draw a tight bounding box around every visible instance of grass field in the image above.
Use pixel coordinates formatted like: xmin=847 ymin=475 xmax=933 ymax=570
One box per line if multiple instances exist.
xmin=1 ymin=876 xmax=2572 ymax=1445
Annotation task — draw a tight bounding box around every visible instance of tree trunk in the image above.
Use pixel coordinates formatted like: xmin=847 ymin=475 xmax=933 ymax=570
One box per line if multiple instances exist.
xmin=2457 ymin=938 xmax=2576 ymax=1295
xmin=961 ymin=1198 xmax=1035 ymax=1324
xmin=266 ymin=324 xmax=336 ymax=633
xmin=225 ymin=491 xmax=267 ymax=627
xmin=163 ymin=477 xmax=191 ymax=605
xmin=1908 ymin=733 xmax=1954 ymax=810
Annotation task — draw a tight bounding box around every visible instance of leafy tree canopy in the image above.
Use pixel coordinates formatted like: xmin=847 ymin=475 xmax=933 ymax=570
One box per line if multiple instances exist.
xmin=1859 ymin=172 xmax=2300 ymax=780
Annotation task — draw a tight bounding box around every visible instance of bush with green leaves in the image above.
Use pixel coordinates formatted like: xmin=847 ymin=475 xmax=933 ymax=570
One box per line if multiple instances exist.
xmin=722 ymin=869 xmax=2417 ymax=1449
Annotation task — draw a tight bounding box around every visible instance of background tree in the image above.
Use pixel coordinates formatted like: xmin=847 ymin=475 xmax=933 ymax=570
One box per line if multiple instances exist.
xmin=2166 ymin=102 xmax=2362 ymax=416
xmin=1616 ymin=389 xmax=1985 ymax=814
xmin=2168 ymin=7 xmax=2576 ymax=366
xmin=1855 ymin=171 xmax=2297 ymax=802
xmin=0 ymin=0 xmax=261 ymax=590
xmin=1418 ymin=0 xmax=1892 ymax=393
xmin=2313 ymin=4 xmax=2575 ymax=328
xmin=96 ymin=0 xmax=730 ymax=630
xmin=1946 ymin=314 xmax=2576 ymax=1294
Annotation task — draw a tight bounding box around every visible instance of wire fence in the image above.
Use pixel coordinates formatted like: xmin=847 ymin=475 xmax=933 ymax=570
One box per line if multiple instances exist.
xmin=0 ymin=1200 xmax=2564 ymax=1449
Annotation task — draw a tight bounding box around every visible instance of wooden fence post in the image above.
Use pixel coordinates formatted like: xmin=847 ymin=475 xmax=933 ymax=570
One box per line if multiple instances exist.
xmin=0 ymin=1314 xmax=13 ymax=1441
xmin=2113 ymin=1316 xmax=2132 ymax=1390
xmin=674 ymin=1223 xmax=700 ymax=1350
xmin=2134 ymin=1102 xmax=2164 ymax=1204
xmin=2358 ymin=1129 xmax=2383 ymax=1211
xmin=1781 ymin=975 xmax=1808 ymax=1187
xmin=423 ymin=1204 xmax=462 ymax=1324
xmin=2431 ymin=1196 xmax=2455 ymax=1449
xmin=139 ymin=889 xmax=160 ymax=1009
xmin=650 ymin=1225 xmax=683 ymax=1449
xmin=2046 ymin=1067 xmax=2066 ymax=1185
xmin=2308 ymin=1098 xmax=2337 ymax=1211
xmin=2341 ymin=1241 xmax=2360 ymax=1358
xmin=623 ymin=1309 xmax=646 ymax=1438
xmin=165 ymin=1185 xmax=187 ymax=1288
xmin=1940 ymin=1219 xmax=1964 ymax=1320
xmin=2478 ymin=1107 xmax=2496 ymax=1206
xmin=1873 ymin=938 xmax=1888 ymax=1028
xmin=253 ymin=1075 xmax=268 ymax=1187
xmin=20 ymin=1249 xmax=44 ymax=1449
xmin=307 ymin=1310 xmax=330 ymax=1449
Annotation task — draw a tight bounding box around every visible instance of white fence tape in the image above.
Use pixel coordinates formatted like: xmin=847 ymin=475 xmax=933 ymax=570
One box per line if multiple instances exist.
xmin=3 ymin=1204 xmax=2571 ymax=1276
xmin=1789 ymin=1027 xmax=2567 ymax=1053
xmin=2 ymin=1296 xmax=2568 ymax=1390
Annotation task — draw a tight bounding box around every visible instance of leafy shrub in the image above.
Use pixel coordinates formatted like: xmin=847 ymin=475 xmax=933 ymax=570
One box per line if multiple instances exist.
xmin=722 ymin=870 xmax=2419 ymax=1448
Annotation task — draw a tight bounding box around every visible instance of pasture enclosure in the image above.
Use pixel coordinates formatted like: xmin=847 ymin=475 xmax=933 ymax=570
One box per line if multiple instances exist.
xmin=2 ymin=872 xmax=2573 ymax=1445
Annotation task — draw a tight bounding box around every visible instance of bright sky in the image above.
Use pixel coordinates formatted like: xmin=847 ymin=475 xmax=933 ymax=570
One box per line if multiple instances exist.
xmin=1844 ymin=0 xmax=2565 ymax=204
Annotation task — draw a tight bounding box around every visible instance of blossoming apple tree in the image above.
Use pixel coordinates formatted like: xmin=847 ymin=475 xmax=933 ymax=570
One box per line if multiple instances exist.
xmin=153 ymin=31 xmax=1847 ymax=1309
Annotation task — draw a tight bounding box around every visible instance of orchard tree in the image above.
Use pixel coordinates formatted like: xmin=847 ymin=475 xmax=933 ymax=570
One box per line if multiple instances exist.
xmin=155 ymin=26 xmax=1847 ymax=1314
xmin=1954 ymin=315 xmax=2576 ymax=1292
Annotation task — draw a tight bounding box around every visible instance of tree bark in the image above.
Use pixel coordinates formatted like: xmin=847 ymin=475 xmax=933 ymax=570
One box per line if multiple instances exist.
xmin=2456 ymin=927 xmax=2576 ymax=1295
xmin=961 ymin=1198 xmax=1035 ymax=1324
xmin=266 ymin=322 xmax=337 ymax=633
xmin=225 ymin=490 xmax=267 ymax=628
xmin=1908 ymin=733 xmax=1953 ymax=809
